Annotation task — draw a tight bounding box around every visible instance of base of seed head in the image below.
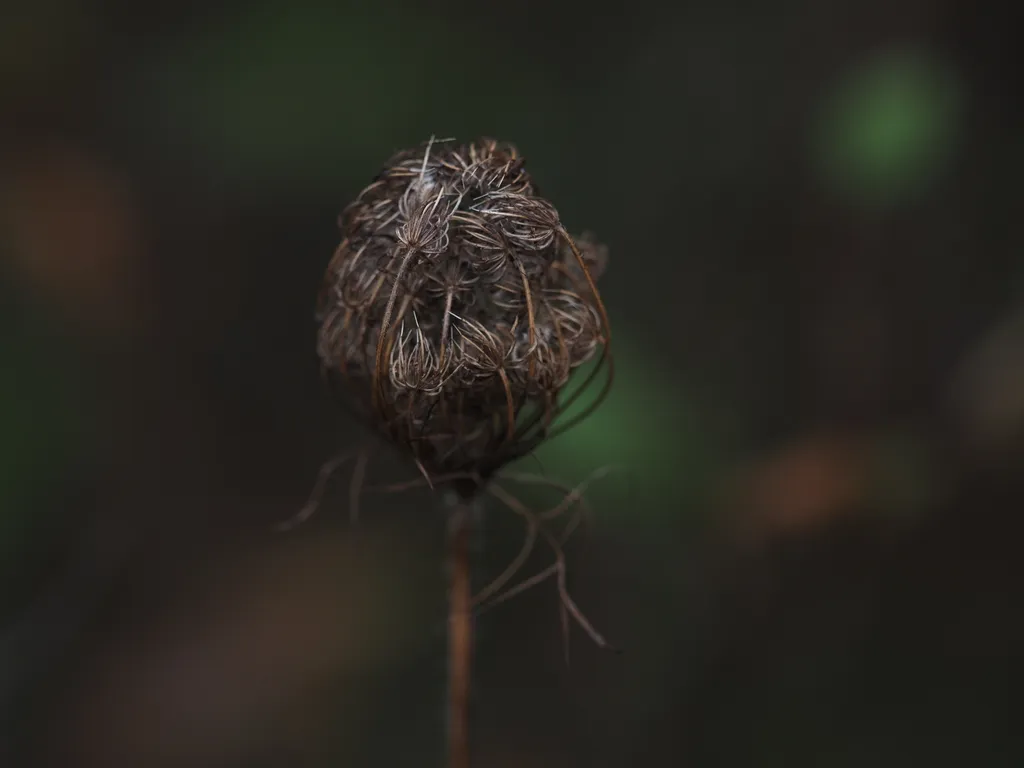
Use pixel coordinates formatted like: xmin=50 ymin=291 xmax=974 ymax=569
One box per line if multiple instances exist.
xmin=317 ymin=137 xmax=612 ymax=490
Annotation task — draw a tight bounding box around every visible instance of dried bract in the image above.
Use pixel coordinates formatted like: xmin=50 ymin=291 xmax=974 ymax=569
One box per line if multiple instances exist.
xmin=317 ymin=138 xmax=612 ymax=489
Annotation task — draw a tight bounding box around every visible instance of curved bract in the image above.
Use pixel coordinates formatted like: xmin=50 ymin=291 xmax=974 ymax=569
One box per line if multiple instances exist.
xmin=317 ymin=138 xmax=613 ymax=488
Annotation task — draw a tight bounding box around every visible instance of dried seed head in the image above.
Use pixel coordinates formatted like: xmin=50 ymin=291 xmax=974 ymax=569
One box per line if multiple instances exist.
xmin=317 ymin=138 xmax=612 ymax=489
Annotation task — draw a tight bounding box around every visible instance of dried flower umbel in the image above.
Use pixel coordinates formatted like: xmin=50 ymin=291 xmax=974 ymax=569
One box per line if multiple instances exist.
xmin=316 ymin=137 xmax=612 ymax=493
xmin=303 ymin=137 xmax=615 ymax=768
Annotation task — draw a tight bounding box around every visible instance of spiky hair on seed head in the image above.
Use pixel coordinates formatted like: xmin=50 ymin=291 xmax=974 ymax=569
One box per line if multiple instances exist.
xmin=316 ymin=137 xmax=613 ymax=494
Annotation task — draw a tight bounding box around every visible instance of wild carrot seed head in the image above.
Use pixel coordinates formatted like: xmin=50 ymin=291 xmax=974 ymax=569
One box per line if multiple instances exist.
xmin=317 ymin=138 xmax=612 ymax=488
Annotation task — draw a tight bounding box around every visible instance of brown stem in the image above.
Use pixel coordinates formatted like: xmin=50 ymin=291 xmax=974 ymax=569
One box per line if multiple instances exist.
xmin=446 ymin=495 xmax=474 ymax=768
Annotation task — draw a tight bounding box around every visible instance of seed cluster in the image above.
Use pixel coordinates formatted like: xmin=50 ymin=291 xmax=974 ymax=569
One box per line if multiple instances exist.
xmin=317 ymin=138 xmax=612 ymax=486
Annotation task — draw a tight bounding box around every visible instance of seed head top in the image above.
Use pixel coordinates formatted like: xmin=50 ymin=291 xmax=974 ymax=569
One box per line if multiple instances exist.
xmin=317 ymin=138 xmax=612 ymax=489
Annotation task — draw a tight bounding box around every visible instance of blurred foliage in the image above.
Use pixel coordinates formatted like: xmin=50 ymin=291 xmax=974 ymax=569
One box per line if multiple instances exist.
xmin=814 ymin=48 xmax=963 ymax=207
xmin=138 ymin=4 xmax=565 ymax=191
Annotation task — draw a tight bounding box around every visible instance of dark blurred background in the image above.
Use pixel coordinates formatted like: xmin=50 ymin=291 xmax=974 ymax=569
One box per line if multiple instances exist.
xmin=1 ymin=1 xmax=1022 ymax=766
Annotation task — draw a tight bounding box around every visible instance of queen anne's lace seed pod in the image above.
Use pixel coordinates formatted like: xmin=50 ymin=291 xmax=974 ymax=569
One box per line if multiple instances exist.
xmin=317 ymin=138 xmax=612 ymax=486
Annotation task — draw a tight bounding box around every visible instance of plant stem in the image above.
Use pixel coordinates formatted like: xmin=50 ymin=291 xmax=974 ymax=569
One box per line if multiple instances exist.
xmin=445 ymin=493 xmax=474 ymax=768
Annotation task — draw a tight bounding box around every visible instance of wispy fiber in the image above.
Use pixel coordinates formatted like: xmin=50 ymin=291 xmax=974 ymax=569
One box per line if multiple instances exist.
xmin=316 ymin=137 xmax=612 ymax=495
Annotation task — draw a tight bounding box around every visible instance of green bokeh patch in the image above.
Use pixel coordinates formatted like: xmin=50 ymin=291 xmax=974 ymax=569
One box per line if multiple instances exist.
xmin=814 ymin=49 xmax=963 ymax=207
xmin=141 ymin=5 xmax=562 ymax=190
xmin=523 ymin=329 xmax=735 ymax=526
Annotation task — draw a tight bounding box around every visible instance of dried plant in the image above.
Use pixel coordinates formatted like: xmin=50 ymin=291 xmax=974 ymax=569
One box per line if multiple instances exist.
xmin=315 ymin=137 xmax=612 ymax=494
xmin=296 ymin=137 xmax=614 ymax=768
